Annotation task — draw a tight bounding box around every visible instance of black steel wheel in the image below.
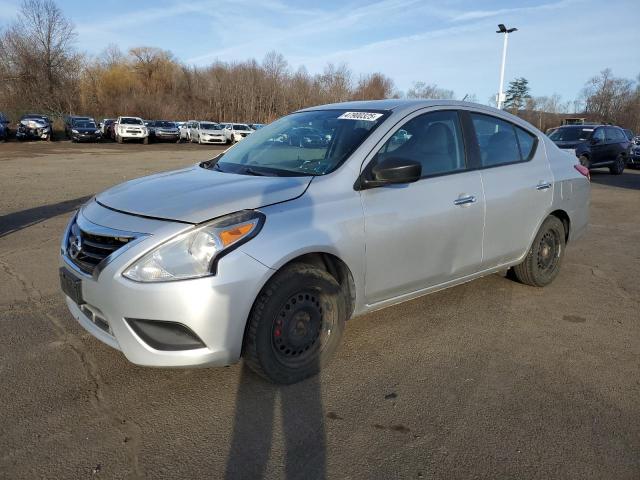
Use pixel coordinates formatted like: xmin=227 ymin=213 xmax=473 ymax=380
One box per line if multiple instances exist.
xmin=244 ymin=263 xmax=346 ymax=384
xmin=513 ymin=215 xmax=566 ymax=287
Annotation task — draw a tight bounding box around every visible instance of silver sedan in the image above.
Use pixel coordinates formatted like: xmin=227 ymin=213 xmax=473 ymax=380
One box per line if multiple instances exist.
xmin=59 ymin=100 xmax=590 ymax=384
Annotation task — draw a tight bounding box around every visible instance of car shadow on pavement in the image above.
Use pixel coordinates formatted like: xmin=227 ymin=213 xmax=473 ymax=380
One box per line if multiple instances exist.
xmin=0 ymin=195 xmax=91 ymax=238
xmin=590 ymin=169 xmax=640 ymax=191
xmin=225 ymin=363 xmax=326 ymax=480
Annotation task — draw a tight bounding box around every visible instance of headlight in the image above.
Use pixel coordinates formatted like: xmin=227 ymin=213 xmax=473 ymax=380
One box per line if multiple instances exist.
xmin=72 ymin=129 xmax=79 ymax=134
xmin=122 ymin=210 xmax=265 ymax=282
xmin=95 ymin=130 xmax=101 ymax=134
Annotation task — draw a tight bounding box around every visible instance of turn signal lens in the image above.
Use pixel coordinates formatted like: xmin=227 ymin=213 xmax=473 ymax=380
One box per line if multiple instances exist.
xmin=219 ymin=223 xmax=254 ymax=247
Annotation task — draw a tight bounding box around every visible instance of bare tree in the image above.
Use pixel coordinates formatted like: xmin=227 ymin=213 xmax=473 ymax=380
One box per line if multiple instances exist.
xmin=0 ymin=0 xmax=80 ymax=115
xmin=406 ymin=81 xmax=455 ymax=100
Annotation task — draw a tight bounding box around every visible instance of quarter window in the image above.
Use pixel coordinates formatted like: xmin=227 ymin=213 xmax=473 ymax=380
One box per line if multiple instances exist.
xmin=606 ymin=127 xmax=624 ymax=142
xmin=470 ymin=113 xmax=536 ymax=166
xmin=515 ymin=127 xmax=536 ymax=160
xmin=375 ymin=110 xmax=466 ymax=177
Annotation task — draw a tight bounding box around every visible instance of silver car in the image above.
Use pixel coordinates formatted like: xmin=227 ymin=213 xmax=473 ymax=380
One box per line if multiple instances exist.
xmin=59 ymin=100 xmax=590 ymax=384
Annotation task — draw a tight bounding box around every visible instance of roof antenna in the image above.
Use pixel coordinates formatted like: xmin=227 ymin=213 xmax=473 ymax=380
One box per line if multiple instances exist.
xmin=462 ymin=94 xmax=469 ymax=101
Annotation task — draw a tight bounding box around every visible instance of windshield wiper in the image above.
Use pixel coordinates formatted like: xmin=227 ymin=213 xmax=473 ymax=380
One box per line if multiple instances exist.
xmin=240 ymin=167 xmax=270 ymax=176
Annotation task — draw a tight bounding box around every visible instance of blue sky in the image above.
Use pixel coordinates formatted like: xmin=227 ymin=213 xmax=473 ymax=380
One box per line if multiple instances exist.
xmin=1 ymin=0 xmax=639 ymax=104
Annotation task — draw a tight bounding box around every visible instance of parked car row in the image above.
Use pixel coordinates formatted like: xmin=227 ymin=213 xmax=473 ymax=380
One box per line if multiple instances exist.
xmin=0 ymin=112 xmax=264 ymax=145
xmin=547 ymin=124 xmax=635 ymax=174
xmin=179 ymin=121 xmax=256 ymax=144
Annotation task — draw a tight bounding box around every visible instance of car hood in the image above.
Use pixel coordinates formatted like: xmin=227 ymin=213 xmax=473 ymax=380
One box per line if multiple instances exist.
xmin=74 ymin=127 xmax=98 ymax=133
xmin=96 ymin=165 xmax=312 ymax=224
xmin=553 ymin=140 xmax=585 ymax=149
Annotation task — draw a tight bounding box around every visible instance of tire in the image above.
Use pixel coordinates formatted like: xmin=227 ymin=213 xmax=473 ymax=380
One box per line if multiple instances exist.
xmin=578 ymin=155 xmax=590 ymax=168
xmin=116 ymin=134 xmax=123 ymax=144
xmin=143 ymin=137 xmax=149 ymax=145
xmin=513 ymin=216 xmax=566 ymax=287
xmin=243 ymin=263 xmax=347 ymax=384
xmin=609 ymin=154 xmax=625 ymax=175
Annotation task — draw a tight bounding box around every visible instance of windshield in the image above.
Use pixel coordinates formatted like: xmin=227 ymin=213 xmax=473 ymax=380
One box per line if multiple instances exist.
xmin=549 ymin=127 xmax=593 ymax=142
xmin=155 ymin=121 xmax=175 ymax=128
xmin=121 ymin=118 xmax=143 ymax=125
xmin=201 ymin=123 xmax=221 ymax=130
xmin=212 ymin=109 xmax=388 ymax=176
xmin=75 ymin=121 xmax=96 ymax=129
xmin=233 ymin=124 xmax=250 ymax=131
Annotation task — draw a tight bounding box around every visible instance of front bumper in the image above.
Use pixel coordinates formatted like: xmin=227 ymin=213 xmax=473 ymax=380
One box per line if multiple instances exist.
xmin=60 ymin=203 xmax=273 ymax=367
xmin=118 ymin=130 xmax=148 ymax=139
xmin=200 ymin=136 xmax=226 ymax=144
xmin=155 ymin=132 xmax=180 ymax=141
xmin=73 ymin=133 xmax=101 ymax=142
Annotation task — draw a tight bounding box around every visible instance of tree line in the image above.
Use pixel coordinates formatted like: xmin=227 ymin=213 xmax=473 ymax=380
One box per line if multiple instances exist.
xmin=1 ymin=0 xmax=638 ymax=133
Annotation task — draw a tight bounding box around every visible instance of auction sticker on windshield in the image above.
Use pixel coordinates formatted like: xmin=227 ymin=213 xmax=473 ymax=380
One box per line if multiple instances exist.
xmin=338 ymin=112 xmax=384 ymax=121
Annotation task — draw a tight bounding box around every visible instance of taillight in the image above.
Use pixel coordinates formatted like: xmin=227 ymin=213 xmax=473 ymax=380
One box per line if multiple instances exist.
xmin=574 ymin=164 xmax=590 ymax=181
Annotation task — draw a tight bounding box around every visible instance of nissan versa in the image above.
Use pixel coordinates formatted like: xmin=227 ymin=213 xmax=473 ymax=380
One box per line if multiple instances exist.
xmin=59 ymin=100 xmax=590 ymax=384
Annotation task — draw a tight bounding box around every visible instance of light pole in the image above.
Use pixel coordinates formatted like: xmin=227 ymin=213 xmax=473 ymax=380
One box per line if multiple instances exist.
xmin=496 ymin=23 xmax=517 ymax=109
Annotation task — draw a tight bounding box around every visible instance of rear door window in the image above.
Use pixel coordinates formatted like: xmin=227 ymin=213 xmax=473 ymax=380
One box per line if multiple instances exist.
xmin=470 ymin=113 xmax=536 ymax=167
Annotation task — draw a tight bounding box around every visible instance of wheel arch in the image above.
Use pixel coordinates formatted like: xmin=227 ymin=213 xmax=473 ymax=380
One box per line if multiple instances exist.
xmin=266 ymin=252 xmax=357 ymax=319
xmin=549 ymin=209 xmax=571 ymax=243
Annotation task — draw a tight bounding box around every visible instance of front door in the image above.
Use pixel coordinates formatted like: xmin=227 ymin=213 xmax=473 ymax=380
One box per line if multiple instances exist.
xmin=360 ymin=109 xmax=485 ymax=305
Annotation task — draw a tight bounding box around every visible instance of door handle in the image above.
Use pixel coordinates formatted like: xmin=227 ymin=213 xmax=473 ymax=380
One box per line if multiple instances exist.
xmin=536 ymin=182 xmax=552 ymax=190
xmin=454 ymin=195 xmax=477 ymax=206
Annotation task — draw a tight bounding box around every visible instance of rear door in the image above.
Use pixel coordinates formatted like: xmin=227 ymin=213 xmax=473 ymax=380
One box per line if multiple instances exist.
xmin=361 ymin=108 xmax=485 ymax=304
xmin=467 ymin=111 xmax=553 ymax=267
xmin=590 ymin=127 xmax=606 ymax=163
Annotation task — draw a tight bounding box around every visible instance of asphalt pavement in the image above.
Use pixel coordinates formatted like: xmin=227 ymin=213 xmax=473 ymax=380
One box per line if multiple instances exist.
xmin=1 ymin=141 xmax=639 ymax=479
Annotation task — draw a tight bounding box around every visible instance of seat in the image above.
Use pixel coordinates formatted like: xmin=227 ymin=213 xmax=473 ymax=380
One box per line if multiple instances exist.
xmin=396 ymin=122 xmax=457 ymax=175
xmin=485 ymin=131 xmax=519 ymax=166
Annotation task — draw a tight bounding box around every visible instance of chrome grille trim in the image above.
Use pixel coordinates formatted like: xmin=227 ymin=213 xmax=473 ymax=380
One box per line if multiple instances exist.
xmin=62 ymin=211 xmax=149 ymax=280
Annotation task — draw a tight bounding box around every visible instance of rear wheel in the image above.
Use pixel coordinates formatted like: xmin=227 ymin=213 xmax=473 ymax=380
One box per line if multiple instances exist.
xmin=609 ymin=154 xmax=625 ymax=175
xmin=513 ymin=216 xmax=566 ymax=287
xmin=243 ymin=263 xmax=347 ymax=384
xmin=578 ymin=155 xmax=590 ymax=168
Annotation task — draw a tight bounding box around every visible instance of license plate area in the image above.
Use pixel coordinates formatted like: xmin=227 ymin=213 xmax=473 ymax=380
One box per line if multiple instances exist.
xmin=59 ymin=267 xmax=85 ymax=305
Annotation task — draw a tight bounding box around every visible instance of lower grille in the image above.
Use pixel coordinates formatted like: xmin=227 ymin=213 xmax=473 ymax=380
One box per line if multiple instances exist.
xmin=67 ymin=220 xmax=132 ymax=274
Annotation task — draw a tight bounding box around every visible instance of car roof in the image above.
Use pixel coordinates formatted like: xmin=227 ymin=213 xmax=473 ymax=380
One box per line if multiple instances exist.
xmin=556 ymin=124 xmax=620 ymax=129
xmin=296 ymin=99 xmax=527 ymax=119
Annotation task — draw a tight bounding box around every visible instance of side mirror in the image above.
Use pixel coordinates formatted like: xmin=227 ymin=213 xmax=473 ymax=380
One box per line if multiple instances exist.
xmin=591 ymin=137 xmax=601 ymax=145
xmin=357 ymin=157 xmax=422 ymax=190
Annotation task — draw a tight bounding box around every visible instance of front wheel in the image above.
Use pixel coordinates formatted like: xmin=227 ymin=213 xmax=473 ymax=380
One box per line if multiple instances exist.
xmin=143 ymin=137 xmax=149 ymax=145
xmin=609 ymin=154 xmax=625 ymax=175
xmin=243 ymin=264 xmax=347 ymax=384
xmin=512 ymin=216 xmax=566 ymax=287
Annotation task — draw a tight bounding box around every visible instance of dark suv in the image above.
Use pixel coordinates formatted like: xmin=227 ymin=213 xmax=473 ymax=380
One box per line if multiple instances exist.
xmin=548 ymin=125 xmax=631 ymax=175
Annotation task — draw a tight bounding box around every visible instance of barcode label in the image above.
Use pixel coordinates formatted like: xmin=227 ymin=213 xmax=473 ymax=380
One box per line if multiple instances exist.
xmin=337 ymin=112 xmax=384 ymax=121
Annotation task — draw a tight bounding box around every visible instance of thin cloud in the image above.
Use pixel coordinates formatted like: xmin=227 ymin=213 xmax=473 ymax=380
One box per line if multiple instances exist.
xmin=450 ymin=0 xmax=582 ymax=22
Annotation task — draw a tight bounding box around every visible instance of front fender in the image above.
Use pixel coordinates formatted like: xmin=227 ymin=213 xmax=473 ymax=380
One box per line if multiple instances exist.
xmin=239 ymin=189 xmax=367 ymax=312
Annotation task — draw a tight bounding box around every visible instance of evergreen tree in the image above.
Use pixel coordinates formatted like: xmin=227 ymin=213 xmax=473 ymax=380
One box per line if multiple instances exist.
xmin=504 ymin=77 xmax=531 ymax=111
